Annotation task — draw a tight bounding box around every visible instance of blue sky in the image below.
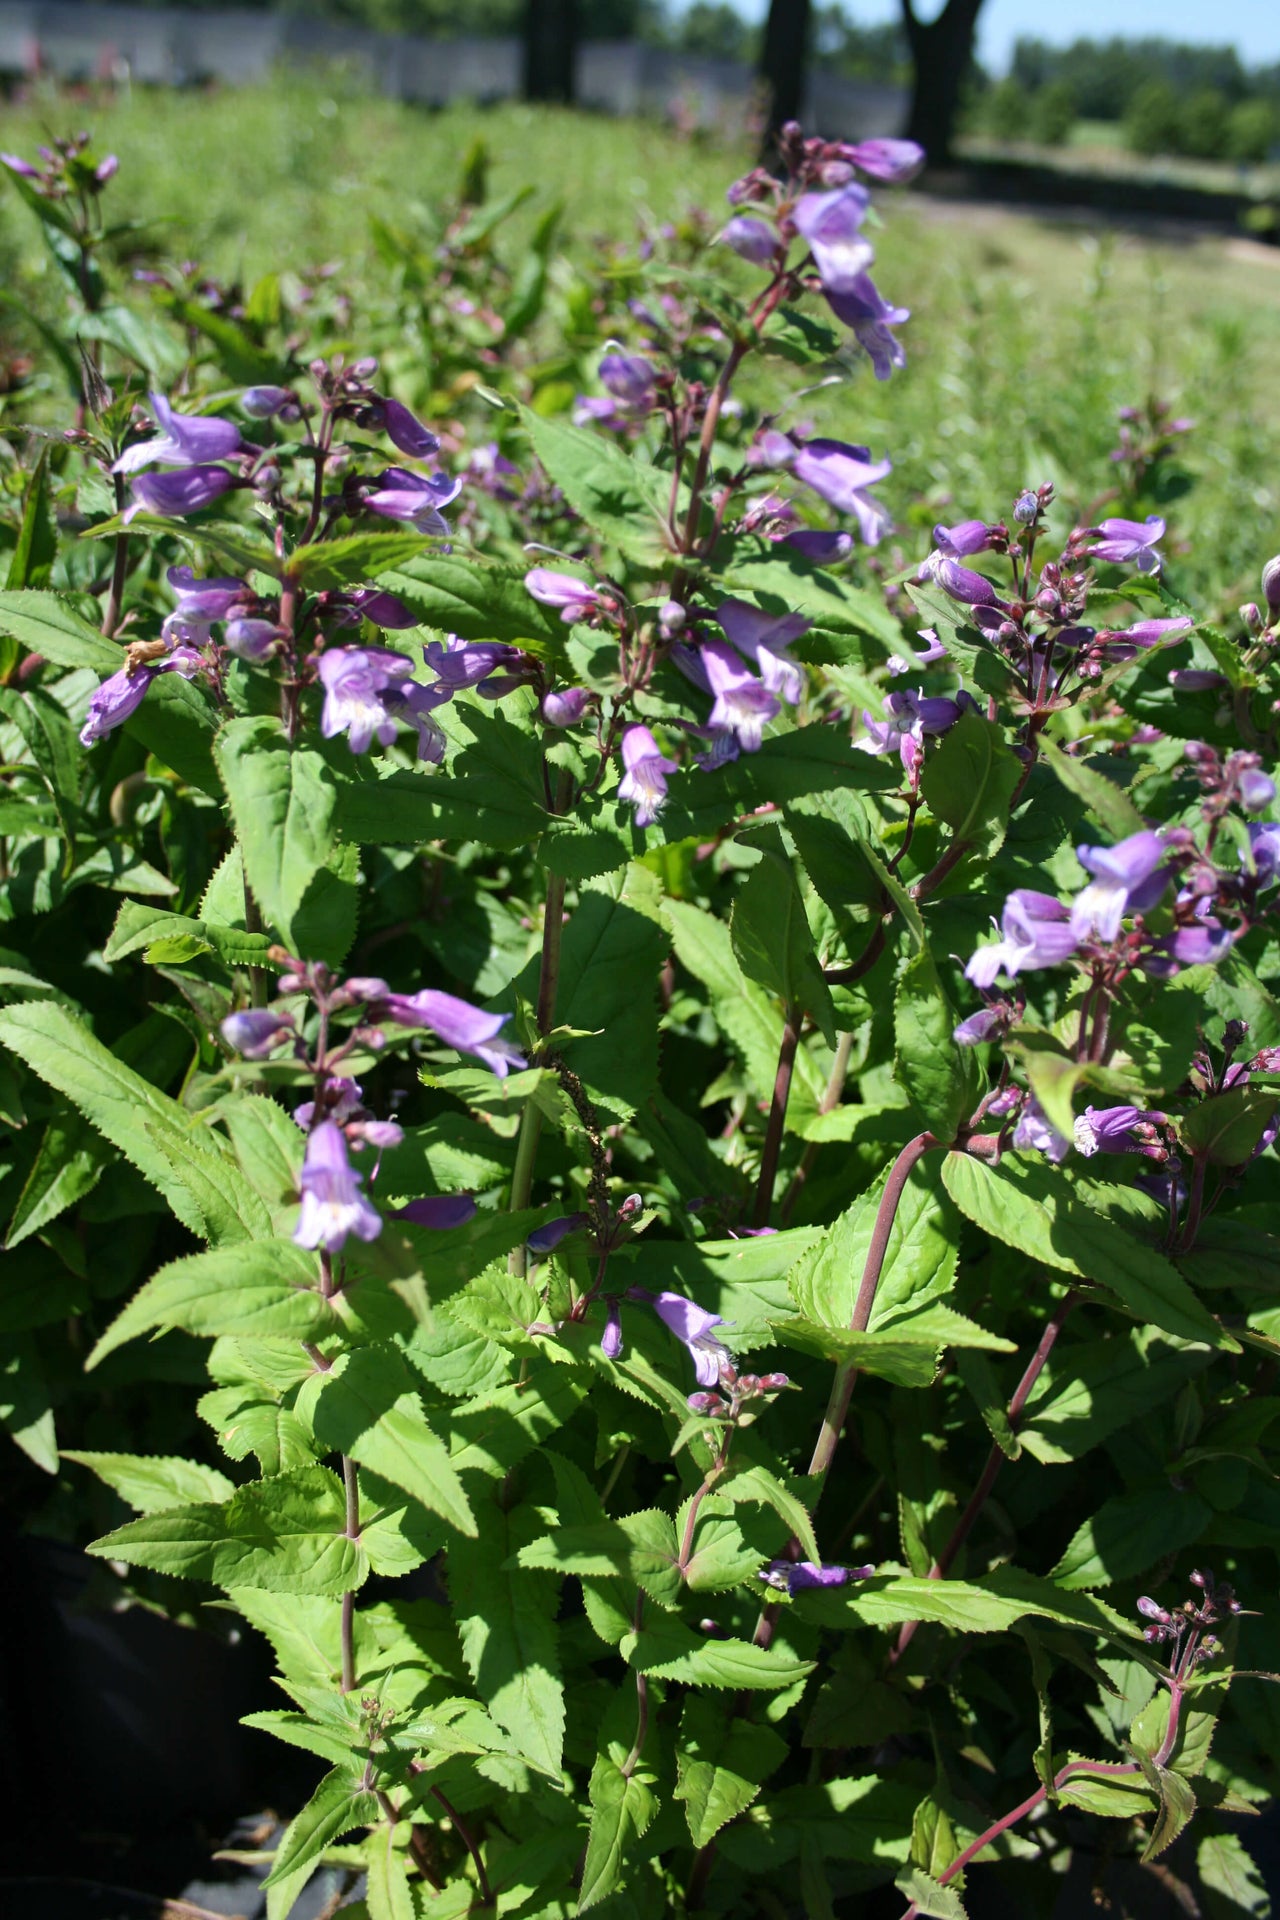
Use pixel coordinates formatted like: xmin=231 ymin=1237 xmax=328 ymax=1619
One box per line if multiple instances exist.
xmin=728 ymin=0 xmax=1280 ymax=75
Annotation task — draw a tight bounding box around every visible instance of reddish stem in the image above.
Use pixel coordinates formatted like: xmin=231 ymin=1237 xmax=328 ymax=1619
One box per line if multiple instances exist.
xmin=753 ymin=1002 xmax=801 ymax=1228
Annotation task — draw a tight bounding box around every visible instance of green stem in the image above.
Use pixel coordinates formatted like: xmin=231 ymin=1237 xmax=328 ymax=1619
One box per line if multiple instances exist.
xmin=101 ymin=476 xmax=130 ymax=637
xmin=509 ymin=769 xmax=573 ymax=1276
xmin=752 ymin=1002 xmax=801 ymax=1229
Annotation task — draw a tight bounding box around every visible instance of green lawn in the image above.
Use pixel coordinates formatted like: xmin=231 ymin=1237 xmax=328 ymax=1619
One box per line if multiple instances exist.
xmin=3 ymin=82 xmax=1279 ymax=611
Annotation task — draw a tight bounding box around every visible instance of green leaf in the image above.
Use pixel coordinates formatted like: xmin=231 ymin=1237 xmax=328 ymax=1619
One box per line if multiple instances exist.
xmin=794 ymin=1567 xmax=1133 ymax=1640
xmin=1039 ymin=736 xmax=1147 ymax=840
xmin=730 ymin=826 xmax=836 ymax=1045
xmin=893 ymin=1868 xmax=967 ymax=1920
xmin=87 ymin=1241 xmax=329 ymax=1369
xmin=214 ymin=717 xmax=337 ymax=947
xmin=0 ymin=1332 xmax=57 ymax=1472
xmin=660 ymin=727 xmax=892 ymax=838
xmin=941 ymin=1152 xmax=1235 ymax=1350
xmin=1180 ymin=1084 xmax=1280 ymax=1166
xmin=724 ymin=543 xmax=902 ymax=650
xmin=579 ymin=1750 xmax=658 ymax=1912
xmin=0 ymin=685 xmax=82 ymax=860
xmin=894 ymin=946 xmax=973 ymax=1141
xmin=1050 ymin=1486 xmax=1213 ymax=1588
xmin=305 ymin=1346 xmax=475 ymax=1537
xmin=674 ymin=1696 xmax=787 ymax=1846
xmin=719 ymin=1463 xmax=820 ymax=1567
xmin=450 ymin=1500 xmax=565 ymax=1777
xmin=1056 ymin=1762 xmax=1157 ymax=1819
xmin=103 ymin=898 xmax=274 ymax=969
xmin=364 ymin=1831 xmax=416 ymax=1920
xmin=518 ymin=403 xmax=672 ymax=564
xmin=4 ymin=448 xmax=57 ymax=591
xmin=164 ymin=296 xmax=286 ymax=384
xmin=1197 ymin=1832 xmax=1272 ymax=1917
xmin=378 ymin=553 xmax=566 ymax=645
xmin=0 ymin=1000 xmax=269 ymax=1245
xmin=1018 ymin=1329 xmax=1211 ymax=1466
xmin=62 ymin=1450 xmax=235 ymax=1512
xmin=789 ymin=1157 xmax=957 ymax=1333
xmin=285 ymin=532 xmax=429 ymax=591
xmin=619 ymin=1617 xmax=816 ymax=1689
xmin=919 ymin=710 xmax=1022 ymax=866
xmin=89 ymin=1464 xmax=365 ymax=1595
xmin=5 ymin=1107 xmax=112 ymax=1249
xmin=262 ymin=1766 xmax=378 ymax=1893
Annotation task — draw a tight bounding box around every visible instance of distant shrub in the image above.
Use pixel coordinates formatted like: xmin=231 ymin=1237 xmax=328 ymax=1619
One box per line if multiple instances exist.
xmin=1226 ymin=97 xmax=1276 ymax=163
xmin=1125 ymin=79 xmax=1181 ymax=156
xmin=1180 ymin=88 xmax=1230 ymax=159
xmin=1030 ymin=80 xmax=1076 ymax=146
xmin=983 ymin=75 xmax=1031 ymax=141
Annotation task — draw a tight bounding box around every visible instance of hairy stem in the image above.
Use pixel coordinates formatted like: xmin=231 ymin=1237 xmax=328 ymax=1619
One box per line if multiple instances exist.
xmin=620 ymin=1595 xmax=650 ymax=1779
xmin=782 ymin=1030 xmax=855 ymax=1224
xmin=753 ymin=1002 xmax=801 ymax=1228
xmin=374 ymin=1790 xmax=445 ymax=1893
xmin=242 ymin=878 xmax=268 ymax=1009
xmin=431 ymin=1786 xmax=495 ymax=1907
xmin=100 ymin=475 xmax=130 ymax=637
xmin=892 ymin=1289 xmax=1078 ymax=1660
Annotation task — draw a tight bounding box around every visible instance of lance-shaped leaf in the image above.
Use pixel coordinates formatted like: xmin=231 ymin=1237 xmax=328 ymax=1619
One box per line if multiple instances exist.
xmin=261 ymin=1766 xmax=378 ymax=1913
xmin=449 ymin=1499 xmax=565 ymax=1777
xmin=303 ymin=1345 xmax=475 ymax=1537
xmin=619 ymin=1616 xmax=816 ymax=1689
xmin=214 ymin=716 xmax=338 ymax=946
xmin=920 ymin=709 xmax=1022 ymax=866
xmin=88 ymin=1241 xmax=329 ymax=1369
xmin=518 ymin=403 xmax=673 ymax=564
xmin=1038 ymin=735 xmax=1147 ymax=840
xmin=579 ymin=1749 xmax=658 ymax=1912
xmin=675 ymin=1696 xmax=788 ymax=1847
xmin=379 ymin=552 xmax=566 ymax=644
xmin=731 ymin=826 xmax=836 ymax=1046
xmin=1050 ymin=1485 xmax=1213 ymax=1589
xmin=894 ymin=946 xmax=974 ymax=1141
xmin=62 ymin=1450 xmax=235 ymax=1512
xmin=3 ymin=448 xmax=57 ymax=594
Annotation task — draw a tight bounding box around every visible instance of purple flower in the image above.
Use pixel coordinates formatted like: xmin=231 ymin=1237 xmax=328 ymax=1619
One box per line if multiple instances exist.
xmin=837 ymin=137 xmax=925 ymax=183
xmin=1096 ymin=615 xmax=1193 ymax=661
xmin=1142 ymin=920 xmax=1234 ymax=975
xmin=599 ymin=350 xmax=655 ymax=410
xmin=824 ymin=271 xmax=910 ymax=380
xmin=241 ymin=385 xmax=300 ymax=421
xmin=377 ymin=988 xmax=526 ymax=1078
xmin=359 ymin=467 xmax=460 ymax=536
xmin=340 ymin=588 xmax=418 ymax=630
xmin=317 ymin=648 xmax=448 ymax=758
xmin=113 ymin=393 xmax=243 ymax=474
xmin=618 ymin=724 xmax=679 ymax=826
xmin=965 ymin=891 xmax=1078 ymax=987
xmin=293 ymin=1120 xmax=382 ymax=1252
xmin=1013 ymin=1096 xmax=1071 ymax=1164
xmin=1073 ymin=1105 xmax=1168 ymax=1158
xmin=784 ymin=528 xmax=853 ymax=563
xmin=527 ymin=1212 xmax=590 ymax=1255
xmin=224 ymin=618 xmax=278 ymax=661
xmin=1248 ymin=822 xmax=1280 ymax=886
xmin=79 ymin=665 xmax=158 ymax=745
xmin=394 ymin=1195 xmax=479 ymax=1230
xmin=422 ymin=636 xmax=523 ymax=689
xmin=540 ymin=686 xmax=593 ymax=727
xmin=931 ymin=556 xmax=999 ymax=607
xmin=788 ymin=439 xmax=892 ymax=545
xmin=701 ymin=637 xmax=780 ymax=752
xmin=601 ymin=1297 xmax=624 ymax=1360
xmin=524 ymin=568 xmax=601 ymax=623
xmin=953 ymin=1005 xmax=1004 ymax=1047
xmin=124 ymin=466 xmax=236 ymax=521
xmin=221 ymin=1009 xmax=295 ymax=1058
xmin=715 ymin=598 xmax=810 ymax=705
xmin=379 ymin=398 xmax=440 ymax=460
xmin=933 ymin=519 xmax=997 ymax=559
xmin=1169 ymin=669 xmax=1227 ymax=691
xmin=759 ymin=1560 xmax=874 ymax=1592
xmin=1085 ymin=515 xmax=1165 ymax=574
xmin=166 ymin=565 xmax=246 ymax=621
xmin=294 ymin=1078 xmax=366 ymax=1130
xmin=636 ymin=1287 xmax=733 ymax=1387
xmin=1071 ymin=831 xmax=1169 ymax=942
xmin=722 ymin=214 xmax=779 ymax=264
xmin=792 ymin=184 xmax=873 ymax=295
xmin=0 ymin=153 xmax=39 ymax=178
xmin=857 ymin=687 xmax=966 ymax=767
xmin=1239 ymin=769 xmax=1276 ymax=813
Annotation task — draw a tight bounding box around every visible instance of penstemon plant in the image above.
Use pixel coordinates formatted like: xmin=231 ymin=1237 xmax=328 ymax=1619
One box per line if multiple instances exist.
xmin=2 ymin=116 xmax=1280 ymax=1920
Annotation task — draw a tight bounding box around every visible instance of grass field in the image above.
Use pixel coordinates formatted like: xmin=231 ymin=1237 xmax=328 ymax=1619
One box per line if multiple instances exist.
xmin=3 ymin=81 xmax=1279 ymax=611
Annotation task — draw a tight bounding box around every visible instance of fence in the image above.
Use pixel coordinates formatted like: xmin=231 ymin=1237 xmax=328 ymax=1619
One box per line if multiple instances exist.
xmin=0 ymin=3 xmax=907 ymax=138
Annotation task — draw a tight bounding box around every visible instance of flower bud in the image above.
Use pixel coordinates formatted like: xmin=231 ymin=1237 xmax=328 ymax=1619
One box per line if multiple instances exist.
xmin=1261 ymin=556 xmax=1280 ymax=613
xmin=687 ymin=1391 xmax=726 ymax=1415
xmin=1013 ymin=490 xmax=1039 ymax=524
xmin=1241 ymin=602 xmax=1264 ymax=636
xmin=224 ymin=618 xmax=279 ymax=661
xmin=759 ymin=1373 xmax=790 ymax=1391
xmin=241 ymin=385 xmax=300 ymax=420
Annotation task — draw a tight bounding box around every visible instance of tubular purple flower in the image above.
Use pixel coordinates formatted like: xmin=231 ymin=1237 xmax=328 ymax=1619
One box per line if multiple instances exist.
xmin=599 ymin=350 xmax=656 ymax=409
xmin=1085 ymin=515 xmax=1166 ymax=573
xmin=715 ymin=598 xmax=810 ymax=706
xmin=1262 ymin=556 xmax=1280 ymax=615
xmin=79 ymin=665 xmax=159 ymax=746
xmin=241 ymin=385 xmax=300 ymax=420
xmin=837 ymin=137 xmax=925 ymax=182
xmin=422 ymin=635 xmax=523 ymax=688
xmin=294 ymin=1077 xmax=365 ymax=1129
xmin=1142 ymin=921 xmax=1234 ymax=975
xmin=1169 ymin=669 xmax=1227 ymax=691
xmin=1239 ymin=769 xmax=1276 ymax=813
xmin=224 ymin=618 xmax=279 ymax=662
xmin=1073 ymin=1105 xmax=1168 ymax=1158
xmin=759 ymin=1561 xmax=874 ymax=1592
xmin=722 ymin=214 xmax=779 ymax=264
xmin=701 ymin=637 xmax=780 ymax=752
xmin=784 ymin=528 xmax=853 ymax=563
xmin=395 ymin=1194 xmax=479 ymax=1230
xmin=166 ymin=566 xmax=246 ymax=620
xmin=1013 ymin=1096 xmax=1071 ymax=1163
xmin=293 ymin=1120 xmax=382 ymax=1252
xmin=1071 ymin=831 xmax=1169 ymax=941
xmin=601 ymin=1298 xmax=624 ymax=1360
xmin=933 ymin=519 xmax=996 ymax=558
xmin=95 ymin=154 xmax=119 ymax=185
xmin=933 ymin=556 xmax=999 ymax=607
xmin=618 ymin=724 xmax=679 ymax=827
xmin=360 ymin=467 xmax=460 ymax=536
xmin=527 ymin=1213 xmax=590 ymax=1255
xmin=524 ymin=568 xmax=601 ymax=622
xmin=540 ymin=686 xmax=593 ymax=727
xmin=953 ymin=1005 xmax=1004 ymax=1047
xmin=124 ymin=465 xmax=235 ymax=521
xmin=113 ymin=393 xmax=243 ymax=474
xmin=341 ymin=588 xmax=418 ymax=630
xmin=965 ymin=890 xmax=1078 ymax=988
xmin=221 ymin=1009 xmax=295 ymax=1058
xmin=0 ymin=153 xmax=39 ymax=178
xmin=1248 ymin=822 xmax=1280 ymax=886
xmin=380 ymin=398 xmax=440 ymax=460
xmin=790 ymin=439 xmax=892 ymax=545
xmin=823 ymin=271 xmax=910 ymax=380
xmin=1097 ymin=615 xmax=1194 ymax=662
xmin=318 ymin=647 xmax=449 ymax=757
xmin=639 ymin=1288 xmax=733 ymax=1387
xmin=378 ymin=987 xmax=526 ymax=1078
xmin=791 ymin=184 xmax=873 ymax=294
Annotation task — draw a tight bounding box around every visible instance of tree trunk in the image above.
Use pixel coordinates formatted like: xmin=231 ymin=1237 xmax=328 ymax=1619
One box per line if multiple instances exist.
xmin=900 ymin=0 xmax=984 ymax=165
xmin=522 ymin=0 xmax=579 ymax=104
xmin=758 ymin=0 xmax=812 ymax=149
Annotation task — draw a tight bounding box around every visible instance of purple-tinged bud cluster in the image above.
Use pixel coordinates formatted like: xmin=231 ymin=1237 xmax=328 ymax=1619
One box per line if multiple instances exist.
xmin=221 ymin=1008 xmax=296 ymax=1059
xmin=857 ymin=685 xmax=975 ymax=775
xmin=113 ymin=392 xmax=245 ymax=523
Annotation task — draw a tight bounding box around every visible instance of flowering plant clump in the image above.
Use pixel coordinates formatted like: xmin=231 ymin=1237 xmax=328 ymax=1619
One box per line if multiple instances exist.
xmin=2 ymin=117 xmax=1280 ymax=1920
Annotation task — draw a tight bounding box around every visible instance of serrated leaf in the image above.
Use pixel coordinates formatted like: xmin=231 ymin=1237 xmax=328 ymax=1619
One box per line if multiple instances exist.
xmin=619 ymin=1616 xmax=815 ymax=1689
xmin=449 ymin=1501 xmax=565 ymax=1776
xmin=62 ymin=1450 xmax=235 ymax=1513
xmin=579 ymin=1750 xmax=657 ymax=1912
xmin=88 ymin=1241 xmax=329 ymax=1369
xmin=262 ymin=1766 xmax=378 ymax=1892
xmin=894 ymin=946 xmax=972 ymax=1141
xmin=306 ymin=1346 xmax=475 ymax=1537
xmin=919 ymin=710 xmax=1022 ymax=864
xmin=1050 ymin=1487 xmax=1212 ymax=1589
xmin=675 ymin=1696 xmax=787 ymax=1846
xmin=213 ymin=716 xmax=337 ymax=946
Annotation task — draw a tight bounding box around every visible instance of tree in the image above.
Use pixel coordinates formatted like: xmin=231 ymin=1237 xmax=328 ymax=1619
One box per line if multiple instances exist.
xmin=758 ymin=0 xmax=813 ymax=147
xmin=522 ymin=0 xmax=579 ymax=102
xmin=899 ymin=0 xmax=984 ymax=163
